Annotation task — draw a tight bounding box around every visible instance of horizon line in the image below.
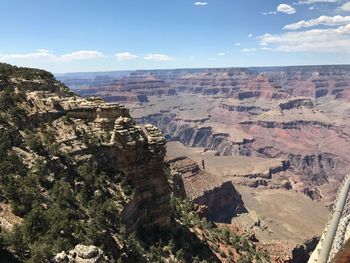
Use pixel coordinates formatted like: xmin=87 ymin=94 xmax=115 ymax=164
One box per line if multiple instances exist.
xmin=54 ymin=63 xmax=350 ymax=75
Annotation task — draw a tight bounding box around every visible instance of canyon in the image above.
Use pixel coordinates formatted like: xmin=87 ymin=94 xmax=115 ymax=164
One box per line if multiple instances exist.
xmin=57 ymin=65 xmax=350 ymax=261
xmin=1 ymin=63 xmax=275 ymax=262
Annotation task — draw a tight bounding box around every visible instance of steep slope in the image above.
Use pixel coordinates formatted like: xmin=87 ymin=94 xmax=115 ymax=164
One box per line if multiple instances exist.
xmin=0 ymin=63 xmax=171 ymax=262
xmin=0 ymin=63 xmax=270 ymax=263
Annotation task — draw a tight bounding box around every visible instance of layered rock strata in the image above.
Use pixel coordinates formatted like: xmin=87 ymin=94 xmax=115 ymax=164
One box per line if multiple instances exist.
xmin=138 ymin=114 xmax=254 ymax=156
xmin=24 ymin=91 xmax=171 ymax=232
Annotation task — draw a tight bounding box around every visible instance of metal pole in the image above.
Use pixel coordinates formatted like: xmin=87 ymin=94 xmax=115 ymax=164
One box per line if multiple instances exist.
xmin=318 ymin=175 xmax=350 ymax=263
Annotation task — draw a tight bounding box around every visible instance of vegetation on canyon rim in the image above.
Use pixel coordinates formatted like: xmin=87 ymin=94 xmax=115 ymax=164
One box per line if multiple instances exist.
xmin=0 ymin=63 xmax=270 ymax=262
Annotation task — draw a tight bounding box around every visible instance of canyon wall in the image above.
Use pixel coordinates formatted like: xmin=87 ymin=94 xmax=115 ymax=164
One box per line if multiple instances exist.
xmin=57 ymin=65 xmax=350 ymax=103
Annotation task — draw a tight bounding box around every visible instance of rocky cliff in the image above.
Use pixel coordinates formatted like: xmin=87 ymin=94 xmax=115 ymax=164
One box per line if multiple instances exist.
xmin=0 ymin=63 xmax=271 ymax=263
xmin=0 ymin=63 xmax=174 ymax=262
xmin=25 ymin=88 xmax=172 ymax=233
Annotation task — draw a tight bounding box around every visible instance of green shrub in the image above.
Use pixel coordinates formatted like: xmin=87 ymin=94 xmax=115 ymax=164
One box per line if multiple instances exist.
xmin=6 ymin=225 xmax=27 ymax=260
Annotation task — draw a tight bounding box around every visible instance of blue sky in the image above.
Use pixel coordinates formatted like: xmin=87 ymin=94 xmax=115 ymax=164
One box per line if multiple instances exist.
xmin=1 ymin=0 xmax=350 ymax=73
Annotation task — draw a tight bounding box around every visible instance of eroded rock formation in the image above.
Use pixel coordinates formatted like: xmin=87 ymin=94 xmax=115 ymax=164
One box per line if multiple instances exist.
xmin=17 ymin=90 xmax=172 ymax=233
xmin=168 ymin=156 xmax=246 ymax=223
xmin=57 ymin=65 xmax=350 ymax=103
xmin=139 ymin=115 xmax=254 ymax=156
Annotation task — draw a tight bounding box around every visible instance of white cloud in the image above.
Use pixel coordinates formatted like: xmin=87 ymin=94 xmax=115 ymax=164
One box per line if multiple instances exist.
xmin=277 ymin=4 xmax=296 ymax=14
xmin=248 ymin=33 xmax=253 ymax=37
xmin=61 ymin=50 xmax=105 ymax=61
xmin=259 ymin=24 xmax=350 ymax=53
xmin=298 ymin=0 xmax=337 ymax=4
xmin=263 ymin=11 xmax=277 ymax=15
xmin=340 ymin=2 xmax=350 ymax=12
xmin=208 ymin=57 xmax=216 ymax=60
xmin=0 ymin=50 xmax=105 ymax=62
xmin=235 ymin=42 xmax=241 ymax=46
xmin=218 ymin=52 xmax=226 ymax=56
xmin=241 ymin=48 xmax=256 ymax=53
xmin=1 ymin=50 xmax=56 ymax=60
xmin=284 ymin=15 xmax=350 ymax=30
xmin=115 ymin=52 xmax=138 ymax=61
xmin=309 ymin=6 xmax=315 ymax=10
xmin=144 ymin=54 xmax=173 ymax=61
xmin=194 ymin=2 xmax=207 ymax=6
xmin=261 ymin=46 xmax=274 ymax=51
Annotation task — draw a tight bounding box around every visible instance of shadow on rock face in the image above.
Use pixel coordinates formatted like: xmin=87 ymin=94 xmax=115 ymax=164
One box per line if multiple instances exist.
xmin=194 ymin=181 xmax=248 ymax=224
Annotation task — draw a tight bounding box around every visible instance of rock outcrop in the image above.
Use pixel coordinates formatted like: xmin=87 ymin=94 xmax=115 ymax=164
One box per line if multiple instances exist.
xmin=221 ymin=102 xmax=268 ymax=114
xmin=168 ymin=156 xmax=246 ymax=223
xmin=279 ymin=98 xmax=314 ymax=111
xmin=53 ymin=244 xmax=104 ymax=263
xmin=288 ymin=236 xmax=319 ymax=263
xmin=116 ymin=121 xmax=171 ymax=231
xmin=31 ymin=93 xmax=172 ymax=232
xmin=2 ymin=83 xmax=172 ymax=234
